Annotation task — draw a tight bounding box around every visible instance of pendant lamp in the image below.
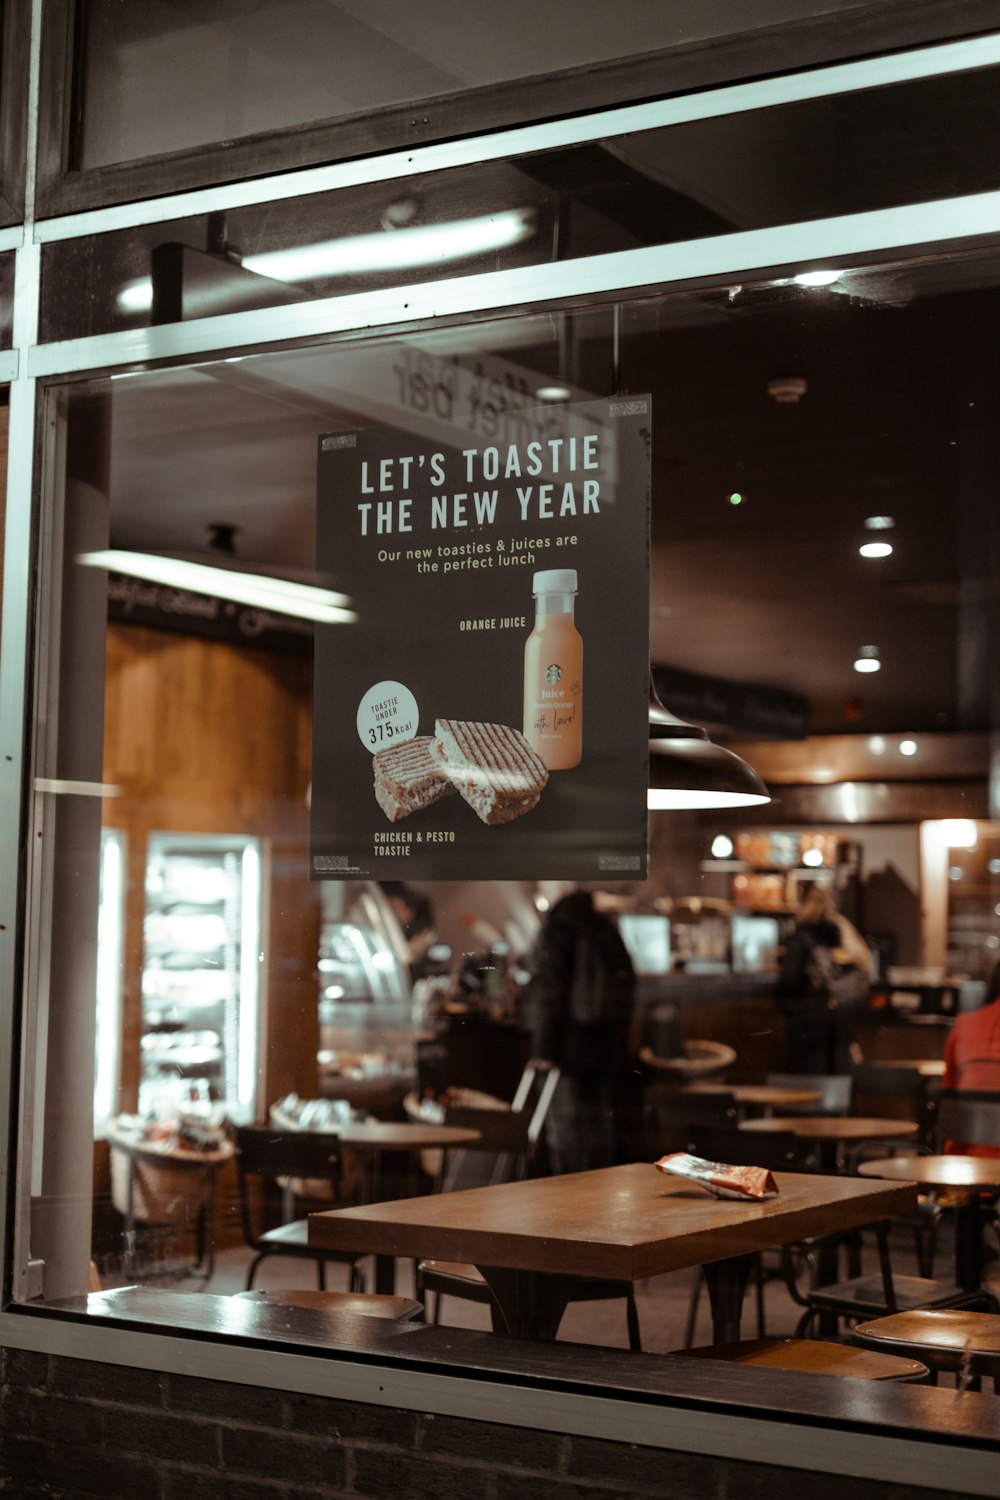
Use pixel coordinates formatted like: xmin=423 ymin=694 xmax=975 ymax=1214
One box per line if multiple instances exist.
xmin=648 ymin=675 xmax=771 ymax=810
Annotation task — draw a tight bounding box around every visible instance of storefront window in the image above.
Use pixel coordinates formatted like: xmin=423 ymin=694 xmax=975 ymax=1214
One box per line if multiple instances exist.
xmin=16 ymin=236 xmax=1000 ymax=1343
xmin=38 ymin=58 xmax=1000 ymax=342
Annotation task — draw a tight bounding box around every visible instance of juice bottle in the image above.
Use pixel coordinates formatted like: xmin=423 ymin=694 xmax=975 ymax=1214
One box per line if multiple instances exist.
xmin=522 ymin=568 xmax=582 ymax=769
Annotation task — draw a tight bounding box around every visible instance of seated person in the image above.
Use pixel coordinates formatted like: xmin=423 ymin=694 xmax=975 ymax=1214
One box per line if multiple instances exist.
xmin=942 ymin=959 xmax=1000 ymax=1156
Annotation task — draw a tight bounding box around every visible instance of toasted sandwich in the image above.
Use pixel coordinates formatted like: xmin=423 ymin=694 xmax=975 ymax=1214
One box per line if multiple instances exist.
xmin=433 ymin=719 xmax=548 ymax=825
xmin=373 ymin=736 xmax=455 ymax=822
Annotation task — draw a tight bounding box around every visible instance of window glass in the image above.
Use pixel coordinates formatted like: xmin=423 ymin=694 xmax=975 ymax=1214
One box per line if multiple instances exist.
xmin=0 ymin=251 xmax=13 ymax=347
xmin=41 ymin=63 xmax=1000 ymax=343
xmin=72 ymin=0 xmax=852 ymax=170
xmin=21 ymin=251 xmax=1000 ymax=1369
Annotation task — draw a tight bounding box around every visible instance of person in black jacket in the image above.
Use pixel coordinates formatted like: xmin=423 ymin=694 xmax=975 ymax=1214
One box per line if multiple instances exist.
xmin=775 ymin=885 xmax=870 ymax=1073
xmin=523 ymin=887 xmax=637 ymax=1174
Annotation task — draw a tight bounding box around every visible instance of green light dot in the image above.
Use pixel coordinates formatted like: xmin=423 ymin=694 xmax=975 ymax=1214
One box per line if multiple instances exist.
xmin=729 ymin=492 xmax=744 ymax=506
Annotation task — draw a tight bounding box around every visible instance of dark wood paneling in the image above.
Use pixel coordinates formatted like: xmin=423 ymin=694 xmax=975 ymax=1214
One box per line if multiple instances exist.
xmin=102 ymin=623 xmax=320 ymax=1118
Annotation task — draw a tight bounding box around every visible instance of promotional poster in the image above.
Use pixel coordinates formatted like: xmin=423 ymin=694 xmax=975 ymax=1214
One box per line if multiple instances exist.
xmin=310 ymin=395 xmax=651 ymax=881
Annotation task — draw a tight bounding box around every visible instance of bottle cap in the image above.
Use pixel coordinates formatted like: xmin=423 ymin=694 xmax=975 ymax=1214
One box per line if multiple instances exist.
xmin=532 ymin=569 xmax=577 ymax=594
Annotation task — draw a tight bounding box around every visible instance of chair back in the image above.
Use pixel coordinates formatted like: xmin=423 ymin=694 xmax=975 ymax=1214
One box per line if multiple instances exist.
xmin=851 ymin=1063 xmax=940 ymax=1143
xmin=766 ymin=1072 xmax=853 ymax=1115
xmin=234 ymin=1125 xmax=345 ymax=1247
xmin=439 ymin=1064 xmax=560 ymax=1190
xmin=646 ymin=1088 xmax=738 ymax=1157
xmin=936 ymin=1089 xmax=1000 ymax=1151
xmin=685 ymin=1123 xmax=800 ymax=1173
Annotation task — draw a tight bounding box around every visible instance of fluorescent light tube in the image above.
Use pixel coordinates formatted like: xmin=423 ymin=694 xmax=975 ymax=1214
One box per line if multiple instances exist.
xmin=77 ymin=550 xmax=356 ymax=625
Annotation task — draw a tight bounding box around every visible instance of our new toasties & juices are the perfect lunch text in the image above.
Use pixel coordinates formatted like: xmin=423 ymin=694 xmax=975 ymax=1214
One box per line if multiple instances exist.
xmin=523 ymin=568 xmax=582 ymax=770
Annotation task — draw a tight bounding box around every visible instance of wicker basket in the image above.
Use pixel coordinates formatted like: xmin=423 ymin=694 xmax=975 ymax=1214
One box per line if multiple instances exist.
xmin=110 ymin=1144 xmax=215 ymax=1227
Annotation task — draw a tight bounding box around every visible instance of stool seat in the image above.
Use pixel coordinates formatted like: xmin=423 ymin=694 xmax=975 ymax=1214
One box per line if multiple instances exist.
xmin=854 ymin=1310 xmax=1000 ymax=1379
xmin=677 ymin=1337 xmax=928 ymax=1381
xmin=234 ymin=1288 xmax=424 ymax=1321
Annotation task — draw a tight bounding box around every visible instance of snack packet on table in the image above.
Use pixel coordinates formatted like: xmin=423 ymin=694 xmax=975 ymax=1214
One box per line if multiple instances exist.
xmin=655 ymin=1152 xmax=779 ymax=1201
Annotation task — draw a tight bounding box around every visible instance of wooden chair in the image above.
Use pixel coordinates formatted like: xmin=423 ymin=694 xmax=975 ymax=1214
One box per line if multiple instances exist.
xmin=234 ymin=1288 xmax=424 ymax=1322
xmin=853 ymin=1309 xmax=1000 ymax=1391
xmin=937 ymin=1089 xmax=1000 ymax=1154
xmin=643 ymin=1087 xmax=739 ymax=1160
xmin=850 ymin=1062 xmax=941 ymax=1146
xmin=677 ymin=1336 xmax=929 ymax=1382
xmin=681 ymin=1123 xmax=801 ymax=1347
xmin=779 ymin=1219 xmax=993 ymax=1337
xmin=418 ymin=1067 xmax=642 ymax=1347
xmin=234 ymin=1125 xmax=369 ymax=1292
xmin=765 ymin=1072 xmax=853 ymax=1116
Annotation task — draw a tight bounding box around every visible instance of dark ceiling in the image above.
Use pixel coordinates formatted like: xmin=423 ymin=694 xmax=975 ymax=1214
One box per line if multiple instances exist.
xmin=102 ymin=243 xmax=1000 ymax=743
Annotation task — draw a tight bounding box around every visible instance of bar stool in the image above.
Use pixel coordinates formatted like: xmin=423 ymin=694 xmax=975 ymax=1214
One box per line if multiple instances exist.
xmin=853 ymin=1309 xmax=1000 ymax=1391
xmin=676 ymin=1337 xmax=928 ymax=1381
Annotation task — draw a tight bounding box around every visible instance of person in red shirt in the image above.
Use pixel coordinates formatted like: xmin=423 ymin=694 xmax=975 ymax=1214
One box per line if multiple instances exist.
xmin=942 ymin=962 xmax=1000 ymax=1156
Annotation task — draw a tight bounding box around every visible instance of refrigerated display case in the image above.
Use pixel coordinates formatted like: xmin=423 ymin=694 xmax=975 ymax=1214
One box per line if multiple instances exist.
xmin=139 ymin=833 xmax=264 ymax=1121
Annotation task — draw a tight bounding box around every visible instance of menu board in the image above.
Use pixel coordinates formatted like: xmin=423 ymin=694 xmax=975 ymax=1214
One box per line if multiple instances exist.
xmin=310 ymin=396 xmax=651 ymax=881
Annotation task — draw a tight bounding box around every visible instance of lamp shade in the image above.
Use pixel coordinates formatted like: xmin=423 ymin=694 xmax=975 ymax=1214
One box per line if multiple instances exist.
xmin=648 ymin=679 xmax=771 ymax=810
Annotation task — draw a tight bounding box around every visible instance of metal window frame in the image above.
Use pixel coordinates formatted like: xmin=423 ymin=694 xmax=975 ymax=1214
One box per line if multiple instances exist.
xmin=33 ymin=0 xmax=1000 ymax=220
xmin=5 ymin=9 xmax=1000 ymax=1484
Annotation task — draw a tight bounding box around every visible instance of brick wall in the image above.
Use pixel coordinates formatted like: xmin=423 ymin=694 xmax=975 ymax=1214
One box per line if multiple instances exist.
xmin=0 ymin=1347 xmax=963 ymax=1500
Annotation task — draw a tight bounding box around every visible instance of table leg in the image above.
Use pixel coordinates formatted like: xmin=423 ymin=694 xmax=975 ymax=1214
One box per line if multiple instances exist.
xmin=701 ymin=1254 xmax=756 ymax=1344
xmin=477 ymin=1266 xmax=576 ymax=1340
xmin=953 ymin=1198 xmax=983 ymax=1294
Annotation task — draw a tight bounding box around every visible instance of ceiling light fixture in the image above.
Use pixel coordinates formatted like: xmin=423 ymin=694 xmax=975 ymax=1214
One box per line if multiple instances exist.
xmin=940 ymin=818 xmax=978 ymax=849
xmin=647 ymin=676 xmax=770 ymax=811
xmin=793 ymin=269 xmax=841 ymax=287
xmin=117 ymin=207 xmax=537 ymax=313
xmin=899 ymin=738 xmax=918 ymax=756
xmin=76 ymin=550 xmax=356 ymax=625
xmin=534 ymin=384 xmax=573 ymax=402
xmin=854 ymin=645 xmax=881 ymax=674
xmin=865 ymin=515 xmax=896 ymax=530
xmin=859 ymin=541 xmax=893 ymax=558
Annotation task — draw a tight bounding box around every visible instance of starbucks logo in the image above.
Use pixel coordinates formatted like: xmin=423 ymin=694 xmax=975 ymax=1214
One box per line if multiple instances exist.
xmin=545 ymin=664 xmax=562 ymax=684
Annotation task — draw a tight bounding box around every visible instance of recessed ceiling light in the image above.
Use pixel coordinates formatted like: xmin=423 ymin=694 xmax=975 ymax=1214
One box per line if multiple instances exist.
xmin=534 ymin=384 xmax=573 ymax=402
xmin=854 ymin=646 xmax=881 ymax=673
xmin=864 ymin=515 xmax=896 ymax=530
xmin=794 ymin=270 xmax=841 ymax=287
xmin=859 ymin=541 xmax=893 ymax=558
xmin=899 ymin=739 xmax=918 ymax=756
xmin=868 ymin=736 xmax=887 ymax=755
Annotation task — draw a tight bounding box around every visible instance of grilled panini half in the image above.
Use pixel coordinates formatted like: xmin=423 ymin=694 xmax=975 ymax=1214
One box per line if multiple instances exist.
xmin=373 ymin=735 xmax=455 ymax=822
xmin=433 ymin=719 xmax=548 ymax=825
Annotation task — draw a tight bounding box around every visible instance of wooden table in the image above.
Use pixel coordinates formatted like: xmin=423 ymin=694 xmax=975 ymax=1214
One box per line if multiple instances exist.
xmin=858 ymin=1155 xmax=1000 ymax=1295
xmin=309 ymin=1162 xmax=917 ymax=1343
xmin=872 ymin=1060 xmax=946 ymax=1078
xmin=740 ymin=1115 xmax=919 ymax=1171
xmin=687 ymin=1083 xmax=822 ymax=1116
